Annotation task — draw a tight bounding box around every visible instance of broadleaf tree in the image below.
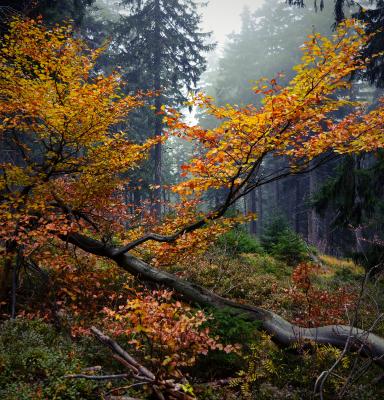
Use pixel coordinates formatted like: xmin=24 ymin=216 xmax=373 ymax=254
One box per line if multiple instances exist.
xmin=199 ymin=1 xmax=338 ymax=239
xmin=1 ymin=16 xmax=384 ymax=363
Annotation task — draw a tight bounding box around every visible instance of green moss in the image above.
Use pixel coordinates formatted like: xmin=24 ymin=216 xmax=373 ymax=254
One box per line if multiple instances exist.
xmin=243 ymin=253 xmax=291 ymax=278
xmin=0 ymin=319 xmax=100 ymax=400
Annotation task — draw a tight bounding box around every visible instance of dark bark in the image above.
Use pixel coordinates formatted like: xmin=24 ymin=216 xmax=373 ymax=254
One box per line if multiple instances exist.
xmin=152 ymin=0 xmax=163 ymax=218
xmin=295 ymin=178 xmax=301 ymax=233
xmin=257 ymin=187 xmax=263 ymax=234
xmin=248 ymin=189 xmax=257 ymax=235
xmin=0 ymin=256 xmax=12 ymax=302
xmin=0 ymin=242 xmax=17 ymax=302
xmin=308 ymin=165 xmax=320 ymax=246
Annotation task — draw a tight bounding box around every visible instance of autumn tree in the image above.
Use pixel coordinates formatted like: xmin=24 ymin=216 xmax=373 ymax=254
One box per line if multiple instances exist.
xmin=0 ymin=17 xmax=158 ymax=297
xmin=1 ymin=16 xmax=384 ymax=365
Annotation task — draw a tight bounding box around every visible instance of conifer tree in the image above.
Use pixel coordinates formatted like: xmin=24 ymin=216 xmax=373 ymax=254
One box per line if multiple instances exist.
xmin=288 ymin=0 xmax=384 ymax=87
xmin=116 ymin=0 xmax=214 ymax=214
xmin=0 ymin=0 xmax=95 ymax=25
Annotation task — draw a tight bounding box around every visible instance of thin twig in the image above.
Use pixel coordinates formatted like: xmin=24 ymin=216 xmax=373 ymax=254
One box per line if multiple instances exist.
xmin=64 ymin=373 xmax=131 ymax=381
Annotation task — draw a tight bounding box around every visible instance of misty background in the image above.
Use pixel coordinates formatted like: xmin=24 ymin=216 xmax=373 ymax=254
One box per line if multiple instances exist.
xmin=1 ymin=0 xmax=383 ymax=268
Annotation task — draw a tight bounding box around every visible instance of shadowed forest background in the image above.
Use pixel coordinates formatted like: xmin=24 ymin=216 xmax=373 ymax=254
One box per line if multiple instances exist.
xmin=0 ymin=0 xmax=384 ymax=399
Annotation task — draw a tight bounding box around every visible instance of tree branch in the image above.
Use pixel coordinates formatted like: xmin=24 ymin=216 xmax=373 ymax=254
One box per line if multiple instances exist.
xmin=64 ymin=373 xmax=131 ymax=381
xmin=111 ymin=153 xmax=336 ymax=256
xmin=90 ymin=327 xmax=196 ymax=400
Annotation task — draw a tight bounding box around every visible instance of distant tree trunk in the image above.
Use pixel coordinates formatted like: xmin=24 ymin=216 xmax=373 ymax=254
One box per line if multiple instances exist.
xmin=152 ymin=0 xmax=163 ymax=218
xmin=274 ymin=180 xmax=280 ymax=214
xmin=243 ymin=194 xmax=247 ymax=217
xmin=162 ymin=184 xmax=169 ymax=214
xmin=249 ymin=189 xmax=258 ymax=235
xmin=123 ymin=185 xmax=129 ymax=206
xmin=308 ymin=167 xmax=320 ymax=246
xmin=295 ymin=178 xmax=301 ymax=233
xmin=353 ymin=154 xmax=364 ymax=254
xmin=0 ymin=243 xmax=16 ymax=303
xmin=133 ymin=190 xmax=141 ymax=208
xmin=0 ymin=257 xmax=12 ymax=302
xmin=258 ymin=187 xmax=263 ymax=234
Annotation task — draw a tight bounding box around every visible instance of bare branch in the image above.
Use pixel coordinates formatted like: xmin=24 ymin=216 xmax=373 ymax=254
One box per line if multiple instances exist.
xmin=64 ymin=373 xmax=131 ymax=381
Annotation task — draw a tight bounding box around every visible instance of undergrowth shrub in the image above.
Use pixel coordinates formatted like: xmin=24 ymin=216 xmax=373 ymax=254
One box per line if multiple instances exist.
xmin=319 ymin=254 xmax=362 ymax=274
xmin=333 ymin=266 xmax=362 ymax=283
xmin=287 ymin=263 xmax=356 ymax=327
xmin=188 ymin=309 xmax=261 ymax=380
xmin=177 ymin=250 xmax=289 ymax=307
xmin=230 ymin=333 xmax=353 ymax=400
xmin=261 ymin=217 xmax=308 ymax=265
xmin=243 ymin=253 xmax=291 ymax=277
xmin=0 ymin=319 xmax=99 ymax=400
xmin=206 ymin=308 xmax=261 ymax=345
xmin=217 ymin=227 xmax=263 ymax=255
xmin=102 ymin=289 xmax=238 ymax=379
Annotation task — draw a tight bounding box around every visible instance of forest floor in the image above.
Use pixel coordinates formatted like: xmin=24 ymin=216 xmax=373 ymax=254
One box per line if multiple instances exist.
xmin=0 ymin=231 xmax=383 ymax=400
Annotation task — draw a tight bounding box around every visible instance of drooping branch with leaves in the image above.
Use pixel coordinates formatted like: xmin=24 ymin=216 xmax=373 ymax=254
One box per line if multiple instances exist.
xmin=1 ymin=17 xmax=384 ymax=367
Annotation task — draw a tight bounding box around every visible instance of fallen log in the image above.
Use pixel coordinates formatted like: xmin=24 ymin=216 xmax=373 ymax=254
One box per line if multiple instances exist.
xmin=66 ymin=233 xmax=384 ymax=368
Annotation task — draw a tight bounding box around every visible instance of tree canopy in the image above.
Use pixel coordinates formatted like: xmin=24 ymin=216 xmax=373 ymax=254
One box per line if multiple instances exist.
xmin=1 ymin=13 xmax=384 ymax=400
xmin=1 ymin=15 xmax=384 ymax=278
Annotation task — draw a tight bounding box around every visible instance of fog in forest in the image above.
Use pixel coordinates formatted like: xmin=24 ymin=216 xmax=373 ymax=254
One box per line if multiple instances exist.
xmin=201 ymin=0 xmax=265 ymax=46
xmin=1 ymin=1 xmax=384 ymax=399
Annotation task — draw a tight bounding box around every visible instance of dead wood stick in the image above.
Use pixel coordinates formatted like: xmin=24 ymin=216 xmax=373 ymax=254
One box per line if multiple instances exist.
xmin=90 ymin=326 xmax=155 ymax=381
xmin=90 ymin=327 xmax=196 ymax=400
xmin=112 ymin=354 xmax=140 ymax=375
xmin=64 ymin=373 xmax=130 ymax=380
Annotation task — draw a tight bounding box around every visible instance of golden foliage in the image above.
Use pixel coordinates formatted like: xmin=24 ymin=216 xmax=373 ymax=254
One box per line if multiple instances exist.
xmin=0 ymin=17 xmax=157 ymax=255
xmin=168 ymin=20 xmax=383 ymax=199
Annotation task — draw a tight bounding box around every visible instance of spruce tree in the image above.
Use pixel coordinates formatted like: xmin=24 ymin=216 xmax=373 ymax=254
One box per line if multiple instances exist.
xmin=288 ymin=0 xmax=384 ymax=87
xmin=116 ymin=0 xmax=214 ymax=215
xmin=0 ymin=0 xmax=95 ymax=25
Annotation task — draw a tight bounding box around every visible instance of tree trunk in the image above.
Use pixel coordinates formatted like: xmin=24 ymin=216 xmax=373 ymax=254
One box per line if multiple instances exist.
xmin=257 ymin=187 xmax=263 ymax=234
xmin=295 ymin=178 xmax=301 ymax=234
xmin=308 ymin=166 xmax=320 ymax=246
xmin=152 ymin=0 xmax=163 ymax=218
xmin=0 ymin=244 xmax=16 ymax=302
xmin=0 ymin=256 xmax=12 ymax=302
xmin=248 ymin=189 xmax=257 ymax=235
